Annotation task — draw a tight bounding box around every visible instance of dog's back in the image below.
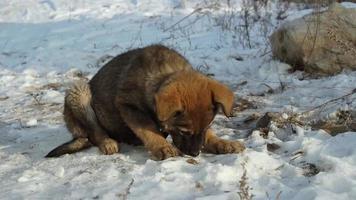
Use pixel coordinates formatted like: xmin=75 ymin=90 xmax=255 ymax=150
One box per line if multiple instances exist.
xmin=89 ymin=45 xmax=193 ymax=133
xmin=90 ymin=45 xmax=192 ymax=105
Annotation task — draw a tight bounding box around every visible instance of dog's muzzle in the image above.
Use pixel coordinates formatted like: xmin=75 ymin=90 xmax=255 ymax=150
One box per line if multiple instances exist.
xmin=172 ymin=132 xmax=205 ymax=157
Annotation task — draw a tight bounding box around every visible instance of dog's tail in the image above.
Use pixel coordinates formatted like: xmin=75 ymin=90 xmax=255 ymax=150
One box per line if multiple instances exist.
xmin=46 ymin=81 xmax=100 ymax=157
xmin=45 ymin=138 xmax=92 ymax=157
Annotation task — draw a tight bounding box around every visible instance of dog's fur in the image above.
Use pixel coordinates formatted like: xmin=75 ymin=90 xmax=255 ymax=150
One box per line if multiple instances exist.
xmin=46 ymin=45 xmax=245 ymax=160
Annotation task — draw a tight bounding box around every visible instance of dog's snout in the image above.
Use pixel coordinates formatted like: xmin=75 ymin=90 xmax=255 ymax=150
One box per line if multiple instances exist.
xmin=188 ymin=150 xmax=200 ymax=157
xmin=180 ymin=147 xmax=200 ymax=157
xmin=172 ymin=130 xmax=206 ymax=157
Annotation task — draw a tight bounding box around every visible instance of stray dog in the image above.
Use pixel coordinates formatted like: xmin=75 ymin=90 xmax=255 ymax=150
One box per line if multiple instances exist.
xmin=46 ymin=45 xmax=245 ymax=160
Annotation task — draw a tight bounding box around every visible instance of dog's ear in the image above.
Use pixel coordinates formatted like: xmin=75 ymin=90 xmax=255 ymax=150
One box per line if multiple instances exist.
xmin=209 ymin=79 xmax=234 ymax=117
xmin=155 ymin=84 xmax=183 ymax=121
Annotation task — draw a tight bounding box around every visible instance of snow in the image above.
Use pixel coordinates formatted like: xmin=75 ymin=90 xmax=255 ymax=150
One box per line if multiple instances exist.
xmin=0 ymin=1 xmax=356 ymax=199
xmin=25 ymin=119 xmax=38 ymax=127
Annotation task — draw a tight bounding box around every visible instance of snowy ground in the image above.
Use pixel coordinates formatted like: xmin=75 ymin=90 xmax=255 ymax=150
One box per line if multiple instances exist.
xmin=1 ymin=1 xmax=356 ymax=199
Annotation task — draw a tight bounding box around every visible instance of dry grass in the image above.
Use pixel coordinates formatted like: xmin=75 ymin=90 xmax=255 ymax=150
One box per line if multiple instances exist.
xmin=238 ymin=163 xmax=254 ymax=200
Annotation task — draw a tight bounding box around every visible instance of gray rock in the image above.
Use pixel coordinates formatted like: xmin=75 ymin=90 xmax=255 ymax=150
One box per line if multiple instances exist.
xmin=270 ymin=3 xmax=356 ymax=75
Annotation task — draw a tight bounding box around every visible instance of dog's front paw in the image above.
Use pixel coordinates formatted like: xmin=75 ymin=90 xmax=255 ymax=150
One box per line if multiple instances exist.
xmin=205 ymin=139 xmax=245 ymax=154
xmin=98 ymin=138 xmax=119 ymax=155
xmin=151 ymin=144 xmax=181 ymax=160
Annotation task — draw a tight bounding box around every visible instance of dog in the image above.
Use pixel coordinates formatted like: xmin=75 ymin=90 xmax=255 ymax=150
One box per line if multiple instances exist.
xmin=46 ymin=45 xmax=245 ymax=160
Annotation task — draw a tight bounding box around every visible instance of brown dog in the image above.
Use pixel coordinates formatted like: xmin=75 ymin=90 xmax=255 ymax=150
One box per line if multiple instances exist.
xmin=46 ymin=45 xmax=245 ymax=160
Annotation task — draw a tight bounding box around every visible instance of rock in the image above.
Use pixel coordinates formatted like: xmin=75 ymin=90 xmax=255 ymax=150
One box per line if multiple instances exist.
xmin=0 ymin=96 xmax=9 ymax=101
xmin=256 ymin=112 xmax=281 ymax=128
xmin=186 ymin=158 xmax=199 ymax=165
xmin=301 ymin=163 xmax=320 ymax=177
xmin=267 ymin=143 xmax=281 ymax=152
xmin=270 ymin=3 xmax=356 ymax=75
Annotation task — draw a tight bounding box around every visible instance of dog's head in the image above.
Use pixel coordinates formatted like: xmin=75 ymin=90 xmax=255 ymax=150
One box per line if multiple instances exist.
xmin=155 ymin=72 xmax=234 ymax=156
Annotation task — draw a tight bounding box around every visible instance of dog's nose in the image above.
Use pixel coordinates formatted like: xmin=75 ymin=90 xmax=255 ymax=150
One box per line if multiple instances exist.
xmin=188 ymin=151 xmax=200 ymax=157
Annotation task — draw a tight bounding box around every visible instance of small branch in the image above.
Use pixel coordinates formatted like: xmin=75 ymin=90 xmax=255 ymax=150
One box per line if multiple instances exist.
xmin=259 ymin=49 xmax=272 ymax=57
xmin=163 ymin=8 xmax=203 ymax=32
xmin=302 ymin=88 xmax=356 ymax=115
xmin=242 ymin=8 xmax=252 ymax=49
xmin=29 ymin=92 xmax=44 ymax=106
xmin=118 ymin=179 xmax=135 ymax=200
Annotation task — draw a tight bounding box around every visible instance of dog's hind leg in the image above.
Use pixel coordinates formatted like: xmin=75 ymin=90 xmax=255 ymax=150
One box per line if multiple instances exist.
xmin=46 ymin=81 xmax=119 ymax=157
xmin=46 ymin=95 xmax=93 ymax=157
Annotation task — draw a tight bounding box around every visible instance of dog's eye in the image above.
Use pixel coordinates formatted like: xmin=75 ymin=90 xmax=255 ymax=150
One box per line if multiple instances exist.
xmin=173 ymin=110 xmax=183 ymax=118
xmin=212 ymin=104 xmax=219 ymax=114
xmin=178 ymin=129 xmax=192 ymax=136
xmin=179 ymin=131 xmax=190 ymax=136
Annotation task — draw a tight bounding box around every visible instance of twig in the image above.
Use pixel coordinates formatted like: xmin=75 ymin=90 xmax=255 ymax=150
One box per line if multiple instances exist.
xmin=163 ymin=8 xmax=203 ymax=32
xmin=262 ymin=83 xmax=274 ymax=94
xmin=306 ymin=4 xmax=321 ymax=61
xmin=301 ymin=88 xmax=356 ymax=115
xmin=29 ymin=92 xmax=44 ymax=106
xmin=276 ymin=191 xmax=283 ymax=200
xmin=242 ymin=6 xmax=252 ymax=49
xmin=236 ymin=80 xmax=248 ymax=87
xmin=259 ymin=49 xmax=272 ymax=57
xmin=119 ymin=179 xmax=135 ymax=200
xmin=278 ymin=76 xmax=286 ymax=92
